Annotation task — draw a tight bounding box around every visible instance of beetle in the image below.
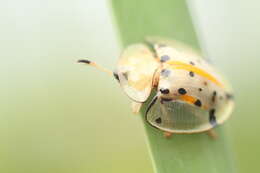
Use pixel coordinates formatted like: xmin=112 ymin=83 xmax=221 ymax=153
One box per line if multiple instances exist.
xmin=78 ymin=37 xmax=234 ymax=138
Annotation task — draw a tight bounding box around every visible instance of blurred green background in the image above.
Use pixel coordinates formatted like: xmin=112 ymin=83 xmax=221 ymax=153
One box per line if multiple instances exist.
xmin=1 ymin=0 xmax=259 ymax=173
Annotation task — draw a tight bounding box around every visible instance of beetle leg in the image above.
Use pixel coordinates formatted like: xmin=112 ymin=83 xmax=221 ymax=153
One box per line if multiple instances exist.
xmin=206 ymin=129 xmax=218 ymax=139
xmin=152 ymin=68 xmax=161 ymax=87
xmin=131 ymin=102 xmax=142 ymax=114
xmin=78 ymin=59 xmax=113 ymax=76
xmin=163 ymin=131 xmax=173 ymax=138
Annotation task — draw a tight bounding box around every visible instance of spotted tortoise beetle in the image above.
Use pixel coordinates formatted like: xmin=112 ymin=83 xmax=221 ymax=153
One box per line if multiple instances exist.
xmin=78 ymin=37 xmax=234 ymax=139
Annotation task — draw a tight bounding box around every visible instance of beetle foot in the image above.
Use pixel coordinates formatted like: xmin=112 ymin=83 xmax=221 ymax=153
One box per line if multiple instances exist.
xmin=163 ymin=131 xmax=173 ymax=138
xmin=206 ymin=129 xmax=218 ymax=139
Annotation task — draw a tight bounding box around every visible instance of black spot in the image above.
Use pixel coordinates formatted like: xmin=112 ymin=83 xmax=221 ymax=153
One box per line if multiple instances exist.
xmin=78 ymin=59 xmax=91 ymax=64
xmin=212 ymin=91 xmax=217 ymax=102
xmin=226 ymin=93 xmax=234 ymax=100
xmin=155 ymin=117 xmax=162 ymax=124
xmin=113 ymin=72 xmax=119 ymax=81
xmin=160 ymin=88 xmax=170 ymax=94
xmin=194 ymin=99 xmax=202 ymax=107
xmin=189 ymin=71 xmax=194 ymax=77
xmin=160 ymin=55 xmax=170 ymax=62
xmin=190 ymin=61 xmax=195 ymax=65
xmin=209 ymin=109 xmax=217 ymax=126
xmin=161 ymin=69 xmax=171 ymax=77
xmin=198 ymin=88 xmax=203 ymax=92
xmin=209 ymin=109 xmax=215 ymax=116
xmin=178 ymin=88 xmax=187 ymax=95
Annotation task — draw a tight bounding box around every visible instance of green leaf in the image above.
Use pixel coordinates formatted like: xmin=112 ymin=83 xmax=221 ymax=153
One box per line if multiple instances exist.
xmin=110 ymin=0 xmax=236 ymax=172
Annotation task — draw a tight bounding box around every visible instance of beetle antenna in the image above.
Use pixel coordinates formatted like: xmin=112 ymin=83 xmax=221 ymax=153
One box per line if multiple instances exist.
xmin=78 ymin=59 xmax=113 ymax=76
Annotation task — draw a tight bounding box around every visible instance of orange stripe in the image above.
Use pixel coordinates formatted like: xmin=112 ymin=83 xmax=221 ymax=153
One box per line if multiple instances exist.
xmin=167 ymin=61 xmax=224 ymax=88
xmin=180 ymin=95 xmax=208 ymax=109
xmin=180 ymin=95 xmax=196 ymax=104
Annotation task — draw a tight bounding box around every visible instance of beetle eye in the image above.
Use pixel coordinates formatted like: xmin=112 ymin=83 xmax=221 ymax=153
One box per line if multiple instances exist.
xmin=160 ymin=88 xmax=170 ymax=94
xmin=113 ymin=72 xmax=119 ymax=81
